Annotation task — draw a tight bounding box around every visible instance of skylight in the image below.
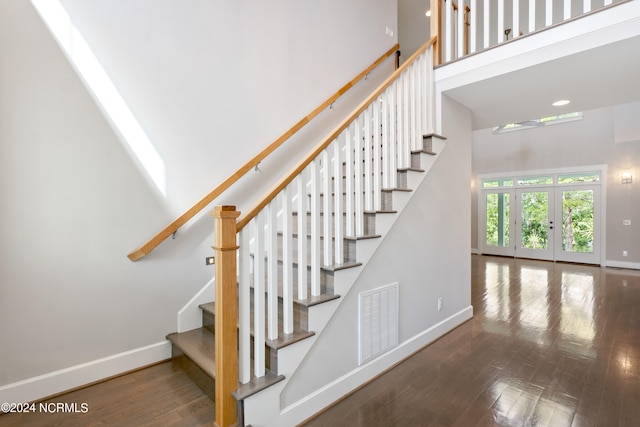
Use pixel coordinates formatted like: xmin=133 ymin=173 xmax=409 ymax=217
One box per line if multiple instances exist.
xmin=493 ymin=112 xmax=583 ymax=134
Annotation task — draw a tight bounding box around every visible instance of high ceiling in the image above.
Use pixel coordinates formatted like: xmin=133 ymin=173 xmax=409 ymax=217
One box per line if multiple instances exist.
xmin=442 ymin=34 xmax=640 ymax=130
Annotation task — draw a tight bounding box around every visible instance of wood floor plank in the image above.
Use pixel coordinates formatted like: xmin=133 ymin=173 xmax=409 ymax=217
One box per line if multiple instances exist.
xmin=301 ymin=255 xmax=640 ymax=427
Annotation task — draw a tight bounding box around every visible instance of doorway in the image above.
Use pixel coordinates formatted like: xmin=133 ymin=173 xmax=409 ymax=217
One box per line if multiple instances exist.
xmin=479 ymin=168 xmax=604 ymax=265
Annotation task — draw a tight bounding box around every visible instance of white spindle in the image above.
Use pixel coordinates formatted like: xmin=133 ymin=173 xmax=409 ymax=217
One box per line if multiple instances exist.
xmin=310 ymin=158 xmax=321 ymax=296
xmin=354 ymin=116 xmax=364 ymax=236
xmin=513 ymin=0 xmax=520 ymax=38
xmin=238 ymin=228 xmax=251 ymax=384
xmin=333 ymin=140 xmax=344 ymax=264
xmin=604 ymin=0 xmax=612 ymax=5
xmin=498 ymin=0 xmax=504 ymax=42
xmin=297 ymin=173 xmax=308 ymax=300
xmin=444 ymin=0 xmax=452 ymax=62
xmin=345 ymin=125 xmax=354 ymax=237
xmin=381 ymin=92 xmax=390 ymax=190
xmin=546 ymin=0 xmax=553 ymax=26
xmin=253 ymin=212 xmax=265 ymax=377
xmin=322 ymin=150 xmax=332 ymax=265
xmin=389 ymin=83 xmax=397 ymax=189
xmin=470 ymin=0 xmax=477 ymax=53
xmin=457 ymin=0 xmax=465 ymax=56
xmin=403 ymin=73 xmax=411 ymax=168
xmin=529 ymin=0 xmax=536 ymax=33
xmin=484 ymin=0 xmax=490 ymax=48
xmin=364 ymin=106 xmax=373 ymax=212
xmin=564 ymin=0 xmax=571 ymax=20
xmin=282 ymin=188 xmax=294 ymax=334
xmin=409 ymin=64 xmax=417 ymax=152
xmin=373 ymin=98 xmax=382 ymax=211
xmin=583 ymin=0 xmax=591 ymax=13
xmin=267 ymin=201 xmax=278 ymax=340
xmin=396 ymin=77 xmax=404 ymax=170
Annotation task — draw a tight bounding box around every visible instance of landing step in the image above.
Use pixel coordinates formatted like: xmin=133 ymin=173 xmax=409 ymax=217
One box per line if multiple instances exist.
xmin=167 ymin=328 xmax=215 ymax=378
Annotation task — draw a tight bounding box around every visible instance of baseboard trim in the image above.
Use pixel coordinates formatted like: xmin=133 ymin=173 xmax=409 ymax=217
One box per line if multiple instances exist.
xmin=605 ymin=260 xmax=640 ymax=270
xmin=277 ymin=305 xmax=473 ymax=425
xmin=0 ymin=341 xmax=171 ymax=404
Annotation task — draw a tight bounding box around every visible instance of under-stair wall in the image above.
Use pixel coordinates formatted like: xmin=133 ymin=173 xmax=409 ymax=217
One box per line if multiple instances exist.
xmin=243 ymin=95 xmax=473 ymax=426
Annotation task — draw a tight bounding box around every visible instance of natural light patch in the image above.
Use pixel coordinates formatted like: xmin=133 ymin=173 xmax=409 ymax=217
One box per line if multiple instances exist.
xmin=493 ymin=112 xmax=583 ymax=134
xmin=30 ymin=0 xmax=167 ymax=195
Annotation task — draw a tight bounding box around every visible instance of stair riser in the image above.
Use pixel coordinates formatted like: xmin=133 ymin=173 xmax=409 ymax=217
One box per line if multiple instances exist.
xmin=292 ymin=211 xmax=376 ymax=236
xmin=171 ymin=346 xmax=215 ymax=401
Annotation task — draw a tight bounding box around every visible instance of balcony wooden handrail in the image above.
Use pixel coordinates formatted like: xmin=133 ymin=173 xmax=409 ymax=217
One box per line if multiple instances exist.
xmin=236 ymin=36 xmax=437 ymax=232
xmin=127 ymin=44 xmax=399 ymax=261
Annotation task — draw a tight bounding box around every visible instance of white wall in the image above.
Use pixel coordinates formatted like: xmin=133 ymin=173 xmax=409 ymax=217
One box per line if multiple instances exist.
xmin=0 ymin=0 xmax=398 ymax=400
xmin=472 ymin=102 xmax=640 ymax=267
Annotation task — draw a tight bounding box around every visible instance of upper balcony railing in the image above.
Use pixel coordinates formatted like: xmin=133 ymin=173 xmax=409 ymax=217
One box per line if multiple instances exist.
xmin=431 ymin=0 xmax=628 ymax=65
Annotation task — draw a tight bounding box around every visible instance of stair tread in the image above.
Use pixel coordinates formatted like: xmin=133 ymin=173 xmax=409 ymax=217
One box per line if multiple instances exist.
xmin=411 ymin=149 xmax=437 ymax=155
xmin=233 ymin=371 xmax=285 ymax=401
xmin=167 ymin=328 xmax=215 ymax=378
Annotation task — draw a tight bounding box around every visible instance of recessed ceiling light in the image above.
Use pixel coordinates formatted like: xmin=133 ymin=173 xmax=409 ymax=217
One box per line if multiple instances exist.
xmin=552 ymin=99 xmax=571 ymax=107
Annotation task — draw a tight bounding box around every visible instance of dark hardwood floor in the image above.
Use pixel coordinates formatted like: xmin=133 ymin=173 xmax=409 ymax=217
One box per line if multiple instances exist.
xmin=3 ymin=255 xmax=640 ymax=426
xmin=0 ymin=361 xmax=215 ymax=426
xmin=302 ymin=255 xmax=640 ymax=427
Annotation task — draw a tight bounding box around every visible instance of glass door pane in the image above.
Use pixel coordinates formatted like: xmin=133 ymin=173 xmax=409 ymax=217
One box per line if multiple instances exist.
xmin=555 ymin=185 xmax=600 ymax=264
xmin=516 ymin=189 xmax=554 ymax=260
xmin=481 ymin=191 xmax=514 ymax=256
xmin=561 ymin=189 xmax=594 ymax=253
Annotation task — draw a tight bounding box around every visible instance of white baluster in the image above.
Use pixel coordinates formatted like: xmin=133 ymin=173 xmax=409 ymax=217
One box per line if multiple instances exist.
xmin=345 ymin=125 xmax=355 ymax=237
xmin=409 ymin=64 xmax=417 ymax=152
xmin=470 ymin=0 xmax=477 ymax=53
xmin=354 ymin=116 xmax=364 ymax=236
xmin=253 ymin=211 xmax=265 ymax=377
xmin=583 ymin=0 xmax=591 ymax=13
xmin=564 ymin=0 xmax=571 ymax=20
xmin=445 ymin=0 xmax=453 ymax=62
xmin=546 ymin=0 xmax=553 ymax=26
xmin=333 ymin=139 xmax=343 ymax=264
xmin=389 ymin=83 xmax=398 ymax=189
xmin=498 ymin=0 xmax=504 ymax=42
xmin=426 ymin=50 xmax=435 ymax=135
xmin=458 ymin=0 xmax=465 ymax=55
xmin=403 ymin=73 xmax=411 ymax=168
xmin=381 ymin=90 xmax=390 ymax=190
xmin=364 ymin=106 xmax=373 ymax=212
xmin=484 ymin=0 xmax=490 ymax=48
xmin=322 ymin=150 xmax=332 ymax=265
xmin=282 ymin=188 xmax=294 ymax=334
xmin=238 ymin=228 xmax=251 ymax=384
xmin=267 ymin=201 xmax=278 ymax=341
xmin=396 ymin=77 xmax=404 ymax=170
xmin=309 ymin=158 xmax=321 ymax=296
xmin=297 ymin=173 xmax=308 ymax=301
xmin=604 ymin=0 xmax=612 ymax=5
xmin=373 ymin=97 xmax=382 ymax=211
xmin=513 ymin=0 xmax=520 ymax=38
xmin=529 ymin=0 xmax=536 ymax=33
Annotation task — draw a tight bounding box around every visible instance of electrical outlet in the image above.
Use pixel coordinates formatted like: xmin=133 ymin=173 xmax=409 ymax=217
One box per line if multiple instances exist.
xmin=623 ymin=251 xmax=628 ymax=257
xmin=437 ymin=298 xmax=443 ymax=311
xmin=623 ymin=219 xmax=631 ymax=226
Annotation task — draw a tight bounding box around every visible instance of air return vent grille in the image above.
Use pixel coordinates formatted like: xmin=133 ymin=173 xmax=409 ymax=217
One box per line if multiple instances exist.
xmin=358 ymin=282 xmax=399 ymax=365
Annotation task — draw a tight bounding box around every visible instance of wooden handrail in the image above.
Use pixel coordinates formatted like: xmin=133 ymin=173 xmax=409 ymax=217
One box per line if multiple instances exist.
xmin=127 ymin=44 xmax=399 ymax=261
xmin=237 ymin=36 xmax=437 ymax=232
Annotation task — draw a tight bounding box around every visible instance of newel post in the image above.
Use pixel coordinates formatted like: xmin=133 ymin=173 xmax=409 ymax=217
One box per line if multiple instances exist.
xmin=211 ymin=205 xmax=240 ymax=427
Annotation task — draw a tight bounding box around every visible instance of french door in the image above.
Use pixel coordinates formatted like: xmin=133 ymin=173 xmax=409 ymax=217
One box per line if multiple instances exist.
xmin=480 ymin=169 xmax=603 ymax=265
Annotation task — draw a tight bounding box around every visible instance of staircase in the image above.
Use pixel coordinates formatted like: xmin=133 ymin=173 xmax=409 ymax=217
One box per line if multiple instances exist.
xmin=166 ymin=40 xmax=440 ymax=426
